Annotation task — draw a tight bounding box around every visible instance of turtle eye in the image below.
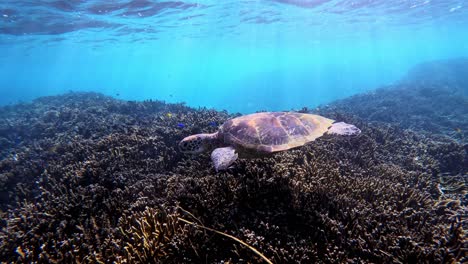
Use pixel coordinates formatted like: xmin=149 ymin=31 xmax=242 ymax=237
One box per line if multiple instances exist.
xmin=179 ymin=141 xmax=189 ymax=151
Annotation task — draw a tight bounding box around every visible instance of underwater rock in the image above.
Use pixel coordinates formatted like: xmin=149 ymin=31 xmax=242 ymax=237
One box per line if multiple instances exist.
xmin=0 ymin=63 xmax=467 ymax=264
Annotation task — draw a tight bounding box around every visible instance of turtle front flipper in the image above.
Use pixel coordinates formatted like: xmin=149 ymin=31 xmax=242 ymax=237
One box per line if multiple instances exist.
xmin=211 ymin=147 xmax=238 ymax=172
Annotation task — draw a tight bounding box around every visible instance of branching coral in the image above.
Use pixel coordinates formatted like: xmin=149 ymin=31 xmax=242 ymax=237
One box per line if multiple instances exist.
xmin=0 ymin=82 xmax=466 ymax=263
xmin=114 ymin=206 xmax=273 ymax=264
xmin=117 ymin=206 xmax=187 ymax=263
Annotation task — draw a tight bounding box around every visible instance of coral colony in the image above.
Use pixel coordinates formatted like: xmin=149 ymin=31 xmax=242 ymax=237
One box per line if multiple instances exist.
xmin=0 ymin=60 xmax=467 ymax=263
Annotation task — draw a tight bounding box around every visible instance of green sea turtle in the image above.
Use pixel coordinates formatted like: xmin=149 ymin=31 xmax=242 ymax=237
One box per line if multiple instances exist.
xmin=179 ymin=112 xmax=361 ymax=171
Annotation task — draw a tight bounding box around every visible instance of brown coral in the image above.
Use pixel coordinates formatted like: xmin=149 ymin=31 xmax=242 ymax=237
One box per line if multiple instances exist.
xmin=0 ymin=83 xmax=466 ymax=263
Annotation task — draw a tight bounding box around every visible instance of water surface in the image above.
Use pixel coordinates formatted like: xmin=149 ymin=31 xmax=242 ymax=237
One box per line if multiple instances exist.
xmin=1 ymin=0 xmax=467 ymax=112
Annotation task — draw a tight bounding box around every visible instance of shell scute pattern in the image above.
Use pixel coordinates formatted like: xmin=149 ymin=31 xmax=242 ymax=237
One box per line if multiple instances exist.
xmin=278 ymin=114 xmax=311 ymax=137
xmin=221 ymin=112 xmax=335 ymax=153
xmin=222 ymin=119 xmax=261 ymax=145
xmin=256 ymin=116 xmax=289 ymax=146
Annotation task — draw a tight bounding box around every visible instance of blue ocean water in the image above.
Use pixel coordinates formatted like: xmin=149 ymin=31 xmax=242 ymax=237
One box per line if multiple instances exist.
xmin=0 ymin=0 xmax=467 ymax=113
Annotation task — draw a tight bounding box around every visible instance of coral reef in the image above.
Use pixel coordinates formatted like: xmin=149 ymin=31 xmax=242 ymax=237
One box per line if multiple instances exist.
xmin=400 ymin=58 xmax=468 ymax=93
xmin=0 ymin=61 xmax=467 ymax=263
xmin=326 ymin=59 xmax=468 ymax=143
xmin=116 ymin=206 xmax=196 ymax=264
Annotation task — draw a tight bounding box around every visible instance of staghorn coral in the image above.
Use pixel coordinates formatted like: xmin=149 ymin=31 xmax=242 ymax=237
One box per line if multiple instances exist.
xmin=163 ymin=125 xmax=466 ymax=263
xmin=0 ymin=75 xmax=466 ymax=264
xmin=115 ymin=206 xmax=192 ymax=263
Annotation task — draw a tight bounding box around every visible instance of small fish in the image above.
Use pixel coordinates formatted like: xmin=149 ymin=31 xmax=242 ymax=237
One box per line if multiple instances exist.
xmin=454 ymin=128 xmax=462 ymax=133
xmin=116 ymin=93 xmax=120 ymax=96
xmin=177 ymin=123 xmax=185 ymax=128
xmin=208 ymin=121 xmax=218 ymax=127
xmin=166 ymin=113 xmax=173 ymax=118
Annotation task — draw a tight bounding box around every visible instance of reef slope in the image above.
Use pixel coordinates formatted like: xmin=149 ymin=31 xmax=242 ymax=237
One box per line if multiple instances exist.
xmin=0 ymin=61 xmax=467 ymax=263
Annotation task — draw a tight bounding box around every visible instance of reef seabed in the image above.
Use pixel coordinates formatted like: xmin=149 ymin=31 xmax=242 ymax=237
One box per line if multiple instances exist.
xmin=0 ymin=61 xmax=467 ymax=263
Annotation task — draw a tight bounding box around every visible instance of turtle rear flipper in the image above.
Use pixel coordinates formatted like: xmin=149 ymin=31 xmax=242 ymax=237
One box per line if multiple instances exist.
xmin=211 ymin=147 xmax=238 ymax=172
xmin=327 ymin=122 xmax=361 ymax=136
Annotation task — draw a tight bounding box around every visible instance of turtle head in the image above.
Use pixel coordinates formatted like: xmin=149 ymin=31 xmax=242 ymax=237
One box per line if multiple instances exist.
xmin=179 ymin=133 xmax=218 ymax=154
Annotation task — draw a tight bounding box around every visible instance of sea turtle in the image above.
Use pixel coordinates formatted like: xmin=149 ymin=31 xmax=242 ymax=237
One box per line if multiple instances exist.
xmin=179 ymin=112 xmax=361 ymax=171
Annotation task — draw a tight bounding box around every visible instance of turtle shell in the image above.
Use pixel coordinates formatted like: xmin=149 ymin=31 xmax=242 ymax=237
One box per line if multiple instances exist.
xmin=220 ymin=112 xmax=335 ymax=153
